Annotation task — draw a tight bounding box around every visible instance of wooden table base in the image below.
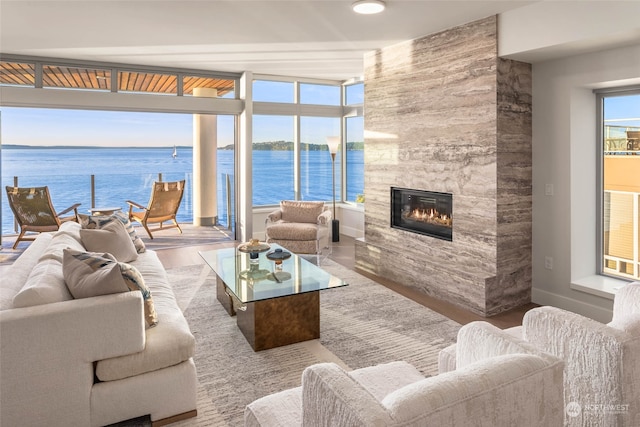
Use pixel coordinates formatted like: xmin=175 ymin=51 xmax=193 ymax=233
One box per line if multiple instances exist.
xmin=236 ymin=291 xmax=320 ymax=351
xmin=216 ymin=273 xmax=320 ymax=351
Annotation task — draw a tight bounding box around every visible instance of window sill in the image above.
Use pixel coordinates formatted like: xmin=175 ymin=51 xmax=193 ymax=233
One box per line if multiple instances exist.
xmin=570 ymin=275 xmax=630 ymax=300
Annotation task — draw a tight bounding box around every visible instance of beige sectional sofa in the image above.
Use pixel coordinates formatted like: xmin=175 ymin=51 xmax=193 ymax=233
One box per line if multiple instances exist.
xmin=0 ymin=220 xmax=197 ymax=427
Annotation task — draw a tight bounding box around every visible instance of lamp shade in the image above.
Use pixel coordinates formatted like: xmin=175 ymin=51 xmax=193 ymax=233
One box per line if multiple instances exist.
xmin=352 ymin=0 xmax=385 ymax=14
xmin=326 ymin=136 xmax=340 ymax=154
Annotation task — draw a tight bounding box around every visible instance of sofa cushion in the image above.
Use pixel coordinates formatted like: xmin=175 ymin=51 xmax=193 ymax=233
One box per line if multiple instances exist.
xmin=57 ymin=220 xmax=83 ymax=243
xmin=1 ymin=233 xmax=54 ymax=310
xmin=280 ymin=200 xmax=324 ymax=223
xmin=80 ymin=219 xmax=138 ymax=262
xmin=38 ymin=229 xmax=86 ymax=263
xmin=62 ymin=249 xmax=158 ymax=327
xmin=266 ymin=222 xmax=320 ymax=241
xmin=12 ymin=258 xmax=73 ymax=308
xmin=96 ymin=250 xmax=194 ymax=382
xmin=349 ymin=361 xmax=425 ymax=401
xmin=79 ymin=211 xmax=146 ymax=253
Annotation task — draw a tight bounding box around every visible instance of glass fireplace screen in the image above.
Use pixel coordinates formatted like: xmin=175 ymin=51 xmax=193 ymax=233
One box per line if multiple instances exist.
xmin=391 ymin=187 xmax=453 ymax=241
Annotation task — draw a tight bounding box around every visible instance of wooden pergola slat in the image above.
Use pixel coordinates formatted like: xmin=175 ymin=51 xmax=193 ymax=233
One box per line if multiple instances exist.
xmin=1 ymin=61 xmax=235 ymax=96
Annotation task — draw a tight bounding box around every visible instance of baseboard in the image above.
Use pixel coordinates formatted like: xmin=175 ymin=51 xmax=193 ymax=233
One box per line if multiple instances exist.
xmin=531 ymin=288 xmax=613 ymax=323
xmin=151 ymin=409 xmax=197 ymax=427
xmin=339 ymin=224 xmax=363 ymax=239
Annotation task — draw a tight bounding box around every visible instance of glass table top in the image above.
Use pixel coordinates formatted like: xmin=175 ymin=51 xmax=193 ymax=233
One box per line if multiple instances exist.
xmin=199 ymin=244 xmax=347 ymax=304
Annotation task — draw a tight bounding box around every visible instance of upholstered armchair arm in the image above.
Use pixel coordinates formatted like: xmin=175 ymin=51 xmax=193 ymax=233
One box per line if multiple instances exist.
xmin=523 ymin=306 xmax=637 ymax=351
xmin=381 ymin=354 xmax=564 ymax=426
xmin=265 ymin=209 xmax=282 ymax=225
xmin=317 ymin=208 xmax=332 ymax=225
xmin=524 ymin=305 xmax=640 ymax=424
xmin=611 ymin=281 xmax=640 ymax=327
xmin=301 ymin=363 xmax=394 ymax=426
xmin=455 ymin=321 xmax=547 ymax=369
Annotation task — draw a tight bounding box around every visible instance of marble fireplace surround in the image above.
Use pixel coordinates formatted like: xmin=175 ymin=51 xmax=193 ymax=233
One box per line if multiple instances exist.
xmin=354 ymin=16 xmax=532 ymax=317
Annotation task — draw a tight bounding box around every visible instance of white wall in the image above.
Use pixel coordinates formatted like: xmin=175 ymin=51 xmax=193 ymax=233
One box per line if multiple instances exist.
xmin=499 ymin=1 xmax=640 ymax=63
xmin=531 ymin=43 xmax=640 ymax=323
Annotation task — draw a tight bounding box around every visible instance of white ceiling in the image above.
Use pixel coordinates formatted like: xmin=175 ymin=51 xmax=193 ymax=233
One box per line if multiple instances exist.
xmin=0 ymin=0 xmax=635 ymax=81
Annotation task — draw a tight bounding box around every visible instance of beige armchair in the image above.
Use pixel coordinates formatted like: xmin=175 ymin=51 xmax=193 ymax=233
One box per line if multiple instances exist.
xmin=264 ymin=201 xmax=331 ymax=261
xmin=439 ymin=281 xmax=640 ymax=427
xmin=245 ymin=321 xmax=564 ymax=426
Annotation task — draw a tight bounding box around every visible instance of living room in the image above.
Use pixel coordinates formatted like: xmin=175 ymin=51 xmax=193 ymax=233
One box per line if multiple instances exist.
xmin=1 ymin=1 xmax=639 ymax=426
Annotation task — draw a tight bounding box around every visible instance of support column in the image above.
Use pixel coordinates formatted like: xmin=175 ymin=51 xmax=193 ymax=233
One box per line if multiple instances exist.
xmin=238 ymin=72 xmax=253 ymax=242
xmin=193 ymin=87 xmax=218 ymax=226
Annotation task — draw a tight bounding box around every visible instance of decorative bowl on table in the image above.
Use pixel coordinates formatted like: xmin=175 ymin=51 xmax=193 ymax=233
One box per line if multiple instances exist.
xmin=238 ymin=239 xmax=270 ymax=263
xmin=237 ymin=239 xmax=270 ymax=254
xmin=266 ymin=248 xmax=291 ymax=261
xmin=266 ymin=248 xmax=291 ymax=272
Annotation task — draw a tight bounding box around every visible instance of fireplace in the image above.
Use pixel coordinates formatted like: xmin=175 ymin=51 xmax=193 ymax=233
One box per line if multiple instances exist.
xmin=391 ymin=187 xmax=453 ymax=241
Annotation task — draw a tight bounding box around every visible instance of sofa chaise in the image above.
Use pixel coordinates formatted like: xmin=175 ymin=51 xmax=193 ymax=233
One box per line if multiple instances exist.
xmin=0 ymin=219 xmax=197 ymax=427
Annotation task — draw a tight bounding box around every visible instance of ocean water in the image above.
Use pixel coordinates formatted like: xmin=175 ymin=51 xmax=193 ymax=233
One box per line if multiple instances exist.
xmin=1 ymin=147 xmax=363 ymax=235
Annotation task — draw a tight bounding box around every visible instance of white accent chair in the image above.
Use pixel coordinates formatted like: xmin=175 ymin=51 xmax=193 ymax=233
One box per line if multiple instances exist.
xmin=265 ymin=201 xmax=331 ymax=261
xmin=245 ymin=321 xmax=565 ymax=426
xmin=439 ymin=281 xmax=640 ymax=427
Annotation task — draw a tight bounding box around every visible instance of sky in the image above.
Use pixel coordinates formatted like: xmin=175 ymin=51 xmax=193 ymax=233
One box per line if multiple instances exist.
xmin=0 ymin=107 xmax=364 ymax=147
xmin=604 ymin=94 xmax=640 ymax=126
xmin=0 ymin=80 xmax=364 ymax=148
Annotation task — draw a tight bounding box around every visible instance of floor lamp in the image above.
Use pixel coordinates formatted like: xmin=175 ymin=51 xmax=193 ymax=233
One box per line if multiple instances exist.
xmin=326 ymin=136 xmax=340 ymax=242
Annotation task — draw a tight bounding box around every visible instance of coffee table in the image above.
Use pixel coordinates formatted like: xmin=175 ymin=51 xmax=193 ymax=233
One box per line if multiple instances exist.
xmin=199 ymin=244 xmax=347 ymax=351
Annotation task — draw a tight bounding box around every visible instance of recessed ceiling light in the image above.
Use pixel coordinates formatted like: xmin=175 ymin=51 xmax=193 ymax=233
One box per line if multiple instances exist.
xmin=352 ymin=0 xmax=386 ymax=15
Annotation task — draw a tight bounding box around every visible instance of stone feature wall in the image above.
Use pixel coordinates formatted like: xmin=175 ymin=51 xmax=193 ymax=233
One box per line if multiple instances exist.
xmin=354 ymin=16 xmax=532 ymax=316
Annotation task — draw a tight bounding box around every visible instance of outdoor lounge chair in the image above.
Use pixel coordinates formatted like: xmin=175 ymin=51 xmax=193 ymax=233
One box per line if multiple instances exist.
xmin=126 ymin=180 xmax=185 ymax=239
xmin=5 ymin=186 xmax=81 ymax=249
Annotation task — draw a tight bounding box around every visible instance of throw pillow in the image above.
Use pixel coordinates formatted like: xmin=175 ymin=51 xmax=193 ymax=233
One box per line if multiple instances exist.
xmin=63 ymin=249 xmax=158 ymax=328
xmin=80 ymin=219 xmax=138 ymax=262
xmin=280 ymin=200 xmax=324 ymax=223
xmin=119 ymin=262 xmax=158 ymax=328
xmin=112 ymin=211 xmax=146 ymax=254
xmin=63 ymin=249 xmax=129 ymax=299
xmin=79 ymin=211 xmax=146 ymax=253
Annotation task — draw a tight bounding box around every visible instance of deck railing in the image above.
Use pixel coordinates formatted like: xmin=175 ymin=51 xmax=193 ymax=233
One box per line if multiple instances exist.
xmin=2 ymin=172 xmax=234 ymax=235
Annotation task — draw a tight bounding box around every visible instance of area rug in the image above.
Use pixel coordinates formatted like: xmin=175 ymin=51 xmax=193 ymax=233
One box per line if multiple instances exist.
xmin=159 ymin=259 xmax=461 ymax=427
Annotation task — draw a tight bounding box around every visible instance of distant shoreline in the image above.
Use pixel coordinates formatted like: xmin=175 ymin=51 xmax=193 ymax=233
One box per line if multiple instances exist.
xmin=1 ymin=144 xmax=193 ymax=150
xmin=2 ymin=142 xmax=365 ymax=150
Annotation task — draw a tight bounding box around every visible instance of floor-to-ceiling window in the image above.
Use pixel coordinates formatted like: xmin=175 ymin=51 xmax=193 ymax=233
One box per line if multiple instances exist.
xmin=1 ymin=57 xmax=241 ymax=236
xmin=0 ymin=107 xmax=237 ymax=234
xmin=252 ymin=114 xmax=295 ymax=205
xmin=251 ymin=78 xmax=363 ymax=207
xmin=599 ymin=89 xmax=640 ymax=280
xmin=345 ymin=82 xmax=364 ymax=203
xmin=300 ymin=116 xmax=341 ymax=201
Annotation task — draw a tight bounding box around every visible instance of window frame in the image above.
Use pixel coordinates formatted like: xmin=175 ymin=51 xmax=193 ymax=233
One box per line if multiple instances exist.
xmin=595 ymin=86 xmax=640 ymax=280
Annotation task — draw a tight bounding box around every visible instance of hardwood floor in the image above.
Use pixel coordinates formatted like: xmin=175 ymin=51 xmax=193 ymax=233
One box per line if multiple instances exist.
xmin=156 ymin=231 xmax=536 ymax=329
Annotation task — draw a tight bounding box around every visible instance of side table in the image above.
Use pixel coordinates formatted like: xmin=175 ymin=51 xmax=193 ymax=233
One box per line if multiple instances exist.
xmin=89 ymin=207 xmax=122 ymax=216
